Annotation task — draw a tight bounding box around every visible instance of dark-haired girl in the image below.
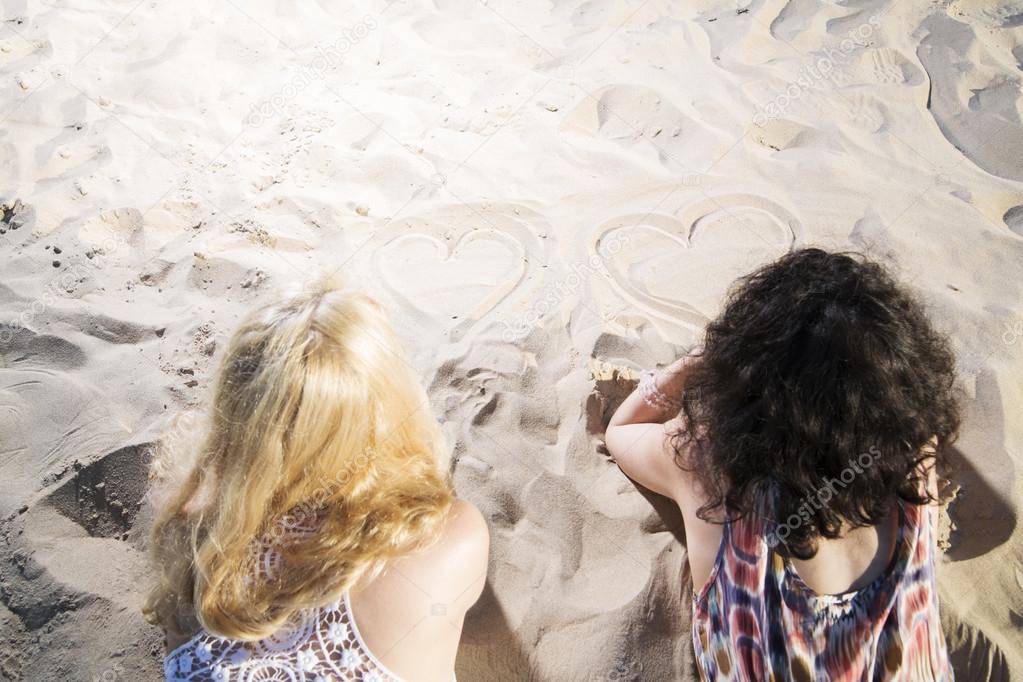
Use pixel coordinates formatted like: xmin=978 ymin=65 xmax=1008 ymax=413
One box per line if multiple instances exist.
xmin=605 ymin=248 xmax=956 ymax=680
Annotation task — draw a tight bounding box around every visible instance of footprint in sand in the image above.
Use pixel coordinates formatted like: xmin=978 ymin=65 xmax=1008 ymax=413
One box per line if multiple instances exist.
xmin=1004 ymin=205 xmax=1023 ymax=237
xmin=44 ymin=443 xmax=152 ymax=541
xmin=366 ymin=204 xmax=548 ymax=343
xmin=844 ymin=93 xmax=888 ymax=132
xmin=2 ymin=455 xmax=160 ymax=679
xmin=561 ymin=84 xmax=729 ymax=174
xmin=830 ymin=48 xmax=923 ymax=88
xmin=0 ymin=328 xmax=132 ymax=517
xmin=917 ymin=13 xmax=1023 ymax=181
xmin=591 ymin=194 xmax=802 ymax=330
xmin=866 ymin=48 xmax=923 ymax=86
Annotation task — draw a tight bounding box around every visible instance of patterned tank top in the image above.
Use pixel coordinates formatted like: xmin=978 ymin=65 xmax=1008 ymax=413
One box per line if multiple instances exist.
xmin=692 ymin=488 xmax=952 ymax=681
xmin=164 ymin=512 xmax=410 ymax=682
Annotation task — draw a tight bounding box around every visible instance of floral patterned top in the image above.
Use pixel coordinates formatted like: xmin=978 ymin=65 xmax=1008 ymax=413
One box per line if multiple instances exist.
xmin=692 ymin=486 xmax=952 ymax=681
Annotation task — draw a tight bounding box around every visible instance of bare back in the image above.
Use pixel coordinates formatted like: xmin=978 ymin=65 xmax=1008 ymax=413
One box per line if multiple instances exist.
xmin=349 ymin=499 xmax=489 ymax=682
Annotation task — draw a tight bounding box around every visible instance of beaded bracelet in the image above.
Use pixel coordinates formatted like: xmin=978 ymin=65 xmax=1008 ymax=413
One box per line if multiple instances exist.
xmin=638 ymin=369 xmax=683 ymax=412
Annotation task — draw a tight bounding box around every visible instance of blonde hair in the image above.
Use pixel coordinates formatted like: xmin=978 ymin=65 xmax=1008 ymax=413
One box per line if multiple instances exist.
xmin=142 ymin=280 xmax=454 ymax=641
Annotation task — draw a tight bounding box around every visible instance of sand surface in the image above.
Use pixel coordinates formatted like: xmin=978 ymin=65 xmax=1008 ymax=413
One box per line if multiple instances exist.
xmin=1 ymin=0 xmax=1022 ymax=679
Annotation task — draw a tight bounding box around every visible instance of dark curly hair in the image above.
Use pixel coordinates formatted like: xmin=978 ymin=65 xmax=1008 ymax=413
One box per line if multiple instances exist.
xmin=671 ymin=248 xmax=960 ymax=559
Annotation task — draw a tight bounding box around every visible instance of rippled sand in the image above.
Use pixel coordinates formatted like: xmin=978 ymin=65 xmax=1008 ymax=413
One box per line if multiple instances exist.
xmin=1 ymin=0 xmax=1020 ymax=679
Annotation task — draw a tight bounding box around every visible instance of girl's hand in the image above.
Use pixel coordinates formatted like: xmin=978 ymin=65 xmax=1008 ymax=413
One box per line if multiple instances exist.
xmin=655 ymin=346 xmax=703 ymax=400
xmin=604 ymin=346 xmax=703 ymax=497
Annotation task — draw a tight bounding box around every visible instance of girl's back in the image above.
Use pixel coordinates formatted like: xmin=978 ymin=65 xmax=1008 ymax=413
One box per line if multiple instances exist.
xmin=694 ymin=485 xmax=949 ymax=680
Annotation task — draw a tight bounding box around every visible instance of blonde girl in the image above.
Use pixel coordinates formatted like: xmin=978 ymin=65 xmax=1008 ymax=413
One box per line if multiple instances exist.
xmin=144 ymin=280 xmax=489 ymax=682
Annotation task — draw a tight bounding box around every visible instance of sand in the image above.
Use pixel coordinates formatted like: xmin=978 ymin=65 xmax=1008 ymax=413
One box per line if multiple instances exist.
xmin=1 ymin=0 xmax=1021 ymax=679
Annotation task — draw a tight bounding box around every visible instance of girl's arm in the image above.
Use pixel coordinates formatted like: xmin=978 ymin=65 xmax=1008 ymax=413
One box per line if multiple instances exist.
xmin=608 ymin=356 xmax=692 ymax=428
xmin=605 ymin=352 xmax=699 ymax=497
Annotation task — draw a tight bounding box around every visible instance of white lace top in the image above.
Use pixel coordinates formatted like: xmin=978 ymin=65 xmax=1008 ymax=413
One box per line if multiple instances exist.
xmin=164 ymin=512 xmax=407 ymax=682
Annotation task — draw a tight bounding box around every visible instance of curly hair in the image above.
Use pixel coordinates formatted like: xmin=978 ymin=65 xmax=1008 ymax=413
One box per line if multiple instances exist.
xmin=671 ymin=248 xmax=960 ymax=559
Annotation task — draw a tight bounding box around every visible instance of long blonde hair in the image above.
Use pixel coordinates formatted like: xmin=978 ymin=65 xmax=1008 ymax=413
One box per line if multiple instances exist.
xmin=142 ymin=280 xmax=454 ymax=641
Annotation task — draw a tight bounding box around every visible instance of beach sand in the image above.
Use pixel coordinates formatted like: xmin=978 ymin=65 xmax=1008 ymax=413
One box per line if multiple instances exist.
xmin=1 ymin=0 xmax=1021 ymax=679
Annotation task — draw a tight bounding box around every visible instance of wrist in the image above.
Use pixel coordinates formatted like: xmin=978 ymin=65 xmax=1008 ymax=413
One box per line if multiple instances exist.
xmin=639 ymin=370 xmax=683 ymax=413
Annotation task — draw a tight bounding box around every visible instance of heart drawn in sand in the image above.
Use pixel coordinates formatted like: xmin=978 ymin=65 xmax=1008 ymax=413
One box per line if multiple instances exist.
xmin=369 ymin=207 xmax=546 ymax=342
xmin=591 ymin=194 xmax=803 ymax=329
